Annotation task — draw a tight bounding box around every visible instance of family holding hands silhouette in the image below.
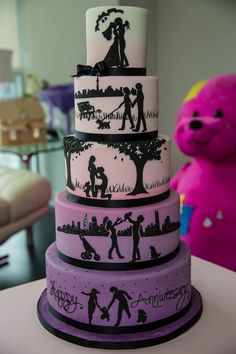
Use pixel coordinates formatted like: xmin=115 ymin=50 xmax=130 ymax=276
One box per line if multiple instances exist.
xmin=81 ymin=286 xmax=132 ymax=327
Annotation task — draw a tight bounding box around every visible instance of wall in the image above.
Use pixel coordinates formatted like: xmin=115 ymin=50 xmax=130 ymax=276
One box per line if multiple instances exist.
xmin=122 ymin=0 xmax=236 ymax=173
xmin=0 ymin=0 xmax=20 ymax=70
xmin=156 ymin=0 xmax=236 ymax=173
xmin=18 ymin=0 xmax=119 ymax=84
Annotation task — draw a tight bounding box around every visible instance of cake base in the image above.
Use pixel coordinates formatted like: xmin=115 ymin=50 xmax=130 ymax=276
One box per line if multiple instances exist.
xmin=37 ymin=286 xmax=202 ymax=349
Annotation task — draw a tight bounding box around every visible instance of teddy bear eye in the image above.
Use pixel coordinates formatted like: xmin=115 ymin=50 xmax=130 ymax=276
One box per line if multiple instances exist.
xmin=192 ymin=110 xmax=199 ymax=117
xmin=214 ymin=109 xmax=223 ymax=118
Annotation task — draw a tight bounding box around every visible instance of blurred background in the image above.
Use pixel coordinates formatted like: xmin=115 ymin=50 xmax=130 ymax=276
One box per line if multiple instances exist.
xmin=0 ymin=0 xmax=236 ymax=287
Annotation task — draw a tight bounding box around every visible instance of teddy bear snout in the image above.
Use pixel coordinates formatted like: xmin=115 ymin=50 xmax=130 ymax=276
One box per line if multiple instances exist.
xmin=189 ymin=120 xmax=203 ymax=130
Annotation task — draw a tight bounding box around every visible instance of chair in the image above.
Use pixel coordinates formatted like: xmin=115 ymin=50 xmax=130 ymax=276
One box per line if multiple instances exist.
xmin=0 ymin=167 xmax=51 ymax=265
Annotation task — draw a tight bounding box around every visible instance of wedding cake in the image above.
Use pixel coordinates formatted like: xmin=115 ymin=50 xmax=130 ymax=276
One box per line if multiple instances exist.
xmin=37 ymin=6 xmax=202 ymax=349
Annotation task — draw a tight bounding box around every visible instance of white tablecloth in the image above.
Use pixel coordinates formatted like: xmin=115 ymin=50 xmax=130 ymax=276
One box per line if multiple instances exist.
xmin=0 ymin=256 xmax=236 ymax=354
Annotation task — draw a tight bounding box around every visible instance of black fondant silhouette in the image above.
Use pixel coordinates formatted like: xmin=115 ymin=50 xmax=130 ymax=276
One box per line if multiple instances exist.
xmin=80 ymin=234 xmax=101 ymax=261
xmin=150 ymin=246 xmax=161 ymax=259
xmin=100 ymin=307 xmax=110 ymax=321
xmin=96 ymin=119 xmax=110 ymax=129
xmin=105 ymin=218 xmax=125 ymax=260
xmin=125 ymin=212 xmax=144 ymax=262
xmin=75 ymin=81 xmax=123 ymax=99
xmin=102 ymin=17 xmax=130 ymax=67
xmin=77 ymin=101 xmax=95 ymax=120
xmin=95 ymin=8 xmax=124 ymax=32
xmin=84 ymin=181 xmax=92 ymax=197
xmin=108 ymin=287 xmax=132 ymax=327
xmin=95 ymin=166 xmax=112 ymax=200
xmin=132 ymin=83 xmax=147 ymax=132
xmin=64 ymin=137 xmax=92 ymax=191
xmin=86 ymin=157 xmax=112 ymax=200
xmin=81 ymin=288 xmax=102 ymax=324
xmin=104 ymin=139 xmax=166 ymax=196
xmin=88 ymin=155 xmax=97 ymax=197
xmin=118 ymin=87 xmax=135 ymax=130
xmin=57 ymin=211 xmax=180 ymax=238
xmin=137 ymin=309 xmax=147 ymax=323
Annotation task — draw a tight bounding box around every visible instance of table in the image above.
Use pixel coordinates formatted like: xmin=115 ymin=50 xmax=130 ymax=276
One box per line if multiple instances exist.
xmin=0 ymin=257 xmax=236 ymax=354
xmin=0 ymin=134 xmax=63 ymax=170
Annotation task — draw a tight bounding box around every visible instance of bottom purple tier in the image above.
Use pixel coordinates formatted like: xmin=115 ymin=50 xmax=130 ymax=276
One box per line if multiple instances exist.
xmin=45 ymin=241 xmax=192 ymax=333
xmin=37 ymin=286 xmax=202 ymax=349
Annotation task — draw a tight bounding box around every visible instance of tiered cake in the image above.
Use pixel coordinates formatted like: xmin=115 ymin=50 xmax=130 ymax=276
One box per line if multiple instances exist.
xmin=37 ymin=6 xmax=202 ymax=349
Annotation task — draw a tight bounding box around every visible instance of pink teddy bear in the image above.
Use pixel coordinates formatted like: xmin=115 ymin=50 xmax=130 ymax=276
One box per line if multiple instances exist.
xmin=171 ymin=73 xmax=236 ymax=272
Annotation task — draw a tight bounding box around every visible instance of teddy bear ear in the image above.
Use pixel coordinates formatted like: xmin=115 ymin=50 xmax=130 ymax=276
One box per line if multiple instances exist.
xmin=183 ymin=79 xmax=208 ymax=103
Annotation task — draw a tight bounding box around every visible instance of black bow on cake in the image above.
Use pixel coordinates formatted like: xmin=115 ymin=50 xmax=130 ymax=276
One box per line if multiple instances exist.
xmin=71 ymin=61 xmax=146 ymax=77
xmin=72 ymin=61 xmax=108 ymax=77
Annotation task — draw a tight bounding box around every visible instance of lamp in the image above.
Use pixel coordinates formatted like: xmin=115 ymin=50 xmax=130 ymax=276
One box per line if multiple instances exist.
xmin=0 ymin=49 xmax=13 ymax=82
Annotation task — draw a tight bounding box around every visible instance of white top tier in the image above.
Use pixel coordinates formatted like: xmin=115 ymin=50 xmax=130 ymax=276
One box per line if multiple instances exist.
xmin=86 ymin=6 xmax=148 ymax=69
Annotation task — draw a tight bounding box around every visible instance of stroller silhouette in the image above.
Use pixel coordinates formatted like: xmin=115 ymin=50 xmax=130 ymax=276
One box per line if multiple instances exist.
xmin=79 ymin=234 xmax=101 ymax=261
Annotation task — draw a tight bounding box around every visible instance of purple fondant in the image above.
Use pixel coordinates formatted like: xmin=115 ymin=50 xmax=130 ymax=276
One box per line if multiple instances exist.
xmin=38 ymin=286 xmax=202 ymax=349
xmin=56 ymin=190 xmax=180 ymax=265
xmin=46 ymin=241 xmax=191 ymax=329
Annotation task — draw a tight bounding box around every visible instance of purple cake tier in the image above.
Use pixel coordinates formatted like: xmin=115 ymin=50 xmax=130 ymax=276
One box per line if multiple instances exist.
xmin=46 ymin=241 xmax=191 ymax=333
xmin=64 ymin=135 xmax=170 ymax=207
xmin=38 ymin=286 xmax=202 ymax=349
xmin=86 ymin=7 xmax=148 ymax=69
xmin=56 ymin=190 xmax=180 ymax=270
xmin=74 ymin=75 xmax=158 ymax=140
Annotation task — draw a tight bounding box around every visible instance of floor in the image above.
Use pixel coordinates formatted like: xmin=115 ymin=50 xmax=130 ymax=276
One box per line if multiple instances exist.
xmin=0 ymin=207 xmax=55 ymax=290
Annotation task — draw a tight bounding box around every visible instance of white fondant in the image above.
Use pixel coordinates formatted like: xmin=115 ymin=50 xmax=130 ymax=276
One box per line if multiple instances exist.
xmin=86 ymin=6 xmax=148 ymax=68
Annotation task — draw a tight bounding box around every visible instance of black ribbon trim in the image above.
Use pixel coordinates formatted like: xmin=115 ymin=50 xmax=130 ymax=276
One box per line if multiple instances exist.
xmin=66 ymin=190 xmax=170 ymax=208
xmin=48 ymin=300 xmax=192 ymax=335
xmin=37 ymin=288 xmax=203 ymax=350
xmin=71 ymin=61 xmax=146 ymax=77
xmin=57 ymin=244 xmax=180 ymax=271
xmin=75 ymin=130 xmax=158 ymax=143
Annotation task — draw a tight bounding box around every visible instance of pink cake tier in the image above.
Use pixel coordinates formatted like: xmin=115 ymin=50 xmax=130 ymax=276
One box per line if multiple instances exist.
xmin=64 ymin=135 xmax=170 ymax=207
xmin=74 ymin=75 xmax=158 ymax=141
xmin=86 ymin=7 xmax=148 ymax=69
xmin=46 ymin=240 xmax=191 ymax=333
xmin=55 ymin=190 xmax=180 ymax=270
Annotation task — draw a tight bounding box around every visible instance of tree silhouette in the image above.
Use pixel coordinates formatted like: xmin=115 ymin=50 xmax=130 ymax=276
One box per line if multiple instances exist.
xmin=64 ymin=136 xmax=92 ymax=190
xmin=104 ymin=139 xmax=167 ymax=195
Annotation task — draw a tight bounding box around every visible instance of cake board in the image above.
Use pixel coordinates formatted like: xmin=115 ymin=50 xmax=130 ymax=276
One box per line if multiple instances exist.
xmin=37 ymin=286 xmax=202 ymax=350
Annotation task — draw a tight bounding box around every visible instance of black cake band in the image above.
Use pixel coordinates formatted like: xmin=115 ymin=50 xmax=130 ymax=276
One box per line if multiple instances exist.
xmin=66 ymin=190 xmax=170 ymax=208
xmin=75 ymin=130 xmax=159 ymax=142
xmin=57 ymin=244 xmax=180 ymax=271
xmin=48 ymin=299 xmax=192 ymax=335
xmin=72 ymin=61 xmax=147 ymax=77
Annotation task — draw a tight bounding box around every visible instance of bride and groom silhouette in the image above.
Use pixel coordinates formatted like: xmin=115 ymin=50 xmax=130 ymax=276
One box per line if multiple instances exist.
xmin=102 ymin=16 xmax=130 ymax=68
xmin=84 ymin=155 xmax=112 ymax=200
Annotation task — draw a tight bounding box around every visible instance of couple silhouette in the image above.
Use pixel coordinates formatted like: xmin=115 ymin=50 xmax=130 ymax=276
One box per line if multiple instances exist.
xmin=118 ymin=83 xmax=147 ymax=133
xmin=81 ymin=286 xmax=132 ymax=327
xmin=102 ymin=17 xmax=130 ymax=68
xmin=84 ymin=156 xmax=112 ymax=200
xmin=105 ymin=212 xmax=144 ymax=262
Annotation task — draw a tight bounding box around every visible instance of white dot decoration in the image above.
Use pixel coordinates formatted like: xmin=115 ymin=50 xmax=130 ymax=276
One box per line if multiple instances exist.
xmin=203 ymin=217 xmax=213 ymax=228
xmin=216 ymin=210 xmax=223 ymax=220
